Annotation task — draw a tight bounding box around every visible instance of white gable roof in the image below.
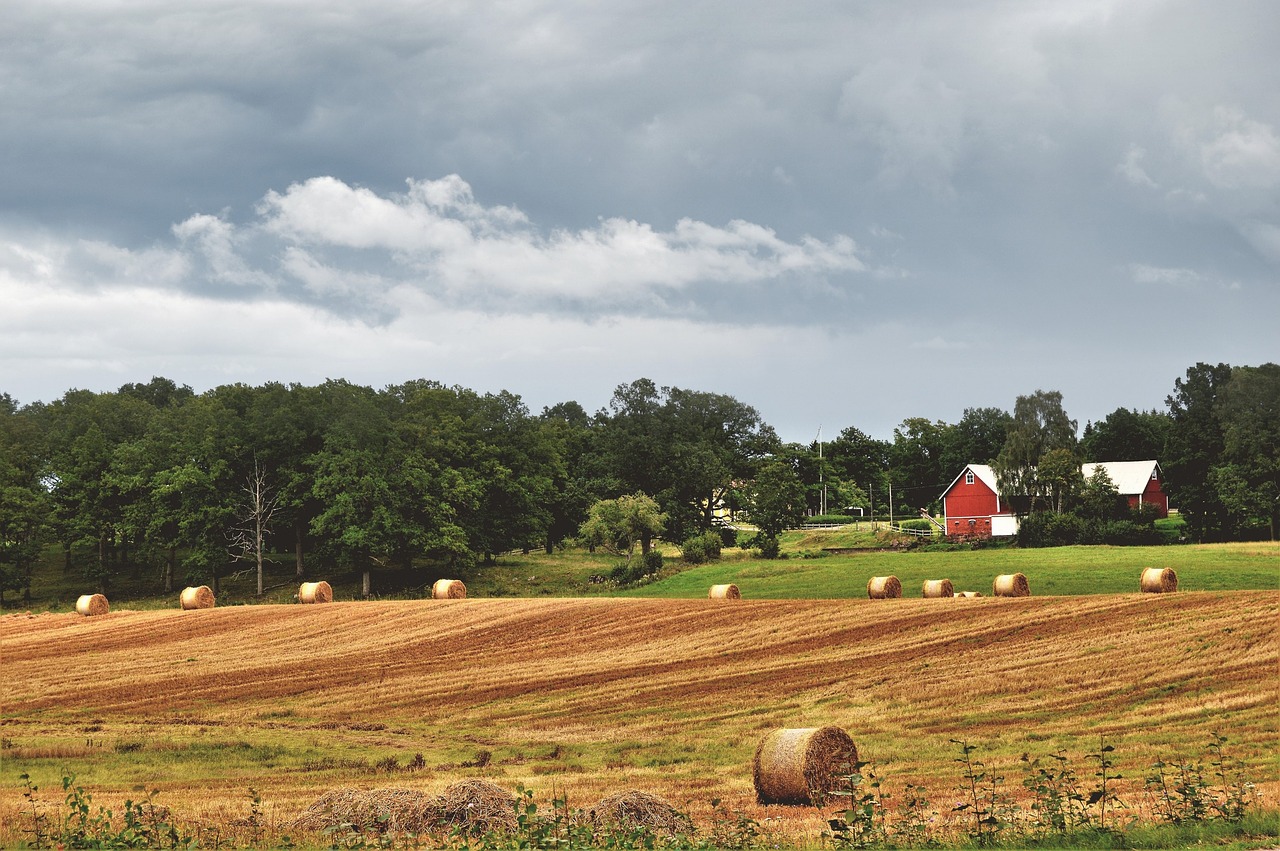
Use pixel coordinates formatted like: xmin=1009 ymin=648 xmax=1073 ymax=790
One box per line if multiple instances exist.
xmin=1081 ymin=460 xmax=1160 ymax=496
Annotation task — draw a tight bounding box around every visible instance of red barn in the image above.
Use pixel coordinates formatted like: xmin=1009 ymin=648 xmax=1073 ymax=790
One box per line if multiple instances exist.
xmin=940 ymin=459 xmax=1168 ymax=539
xmin=940 ymin=464 xmax=1019 ymax=539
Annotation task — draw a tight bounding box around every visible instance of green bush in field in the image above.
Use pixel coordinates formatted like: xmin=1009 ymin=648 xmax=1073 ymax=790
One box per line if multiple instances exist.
xmin=681 ymin=532 xmax=723 ymax=564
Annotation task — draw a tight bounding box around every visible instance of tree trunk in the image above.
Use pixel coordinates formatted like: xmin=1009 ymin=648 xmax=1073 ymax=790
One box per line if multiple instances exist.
xmin=63 ymin=542 xmax=72 ymax=573
xmin=164 ymin=547 xmax=175 ymax=593
xmin=544 ymin=535 xmax=554 ymax=555
xmin=362 ymin=570 xmax=371 ymax=599
xmin=641 ymin=532 xmax=651 ymax=555
xmin=295 ymin=523 xmax=305 ymax=579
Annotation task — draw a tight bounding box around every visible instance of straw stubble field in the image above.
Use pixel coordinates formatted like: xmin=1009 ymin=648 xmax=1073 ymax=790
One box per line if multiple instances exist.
xmin=1 ymin=591 xmax=1276 ymax=845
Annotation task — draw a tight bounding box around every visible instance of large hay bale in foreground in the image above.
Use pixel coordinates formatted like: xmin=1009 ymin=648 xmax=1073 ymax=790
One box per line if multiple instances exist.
xmin=590 ymin=790 xmax=692 ymax=837
xmin=298 ymin=581 xmax=333 ymax=604
xmin=437 ymin=779 xmax=516 ymax=835
xmin=708 ymin=584 xmax=741 ymax=600
xmin=866 ymin=576 xmax=901 ymax=599
xmin=921 ymin=578 xmax=954 ymax=598
xmin=992 ymin=573 xmax=1030 ymax=598
xmin=75 ymin=594 xmax=109 ymax=617
xmin=1140 ymin=567 xmax=1178 ymax=593
xmin=432 ymin=579 xmax=467 ymax=599
xmin=753 ymin=726 xmax=858 ymax=806
xmin=291 ymin=788 xmax=435 ymax=834
xmin=179 ymin=585 xmax=215 ymax=610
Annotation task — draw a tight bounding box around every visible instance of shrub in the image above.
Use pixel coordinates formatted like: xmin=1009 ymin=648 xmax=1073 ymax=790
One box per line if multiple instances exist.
xmin=680 ymin=532 xmax=722 ymax=564
xmin=641 ymin=550 xmax=664 ymax=575
xmin=717 ymin=526 xmax=739 ymax=550
xmin=754 ymin=535 xmax=781 ymax=559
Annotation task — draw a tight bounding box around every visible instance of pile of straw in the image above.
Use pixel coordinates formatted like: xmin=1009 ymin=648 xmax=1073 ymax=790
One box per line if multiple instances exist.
xmin=708 ymin=584 xmax=741 ymax=600
xmin=992 ymin=573 xmax=1030 ymax=597
xmin=75 ymin=594 xmax=109 ymax=616
xmin=866 ymin=576 xmax=901 ymax=599
xmin=753 ymin=726 xmax=858 ymax=806
xmin=921 ymin=579 xmax=954 ymax=598
xmin=291 ymin=788 xmax=435 ymax=833
xmin=1140 ymin=567 xmax=1178 ymax=593
xmin=436 ymin=779 xmax=516 ymax=835
xmin=953 ymin=591 xmax=983 ymax=598
xmin=589 ymin=790 xmax=691 ymax=837
xmin=432 ymin=579 xmax=467 ymax=600
xmin=298 ymin=581 xmax=333 ymax=604
xmin=179 ymin=585 xmax=215 ymax=610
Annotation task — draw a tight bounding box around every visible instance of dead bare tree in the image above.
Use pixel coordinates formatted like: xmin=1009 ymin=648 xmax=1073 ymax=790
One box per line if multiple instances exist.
xmin=228 ymin=457 xmax=279 ymax=596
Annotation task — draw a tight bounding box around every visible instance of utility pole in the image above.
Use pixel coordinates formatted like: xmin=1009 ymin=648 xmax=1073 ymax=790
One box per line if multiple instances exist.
xmin=816 ymin=426 xmax=827 ymax=516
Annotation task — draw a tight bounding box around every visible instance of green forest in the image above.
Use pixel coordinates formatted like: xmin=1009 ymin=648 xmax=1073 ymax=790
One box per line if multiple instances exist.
xmin=1 ymin=362 xmax=1276 ymax=605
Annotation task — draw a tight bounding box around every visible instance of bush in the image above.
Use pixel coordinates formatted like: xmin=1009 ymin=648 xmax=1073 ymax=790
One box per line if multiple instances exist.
xmin=718 ymin=526 xmax=740 ymax=550
xmin=897 ymin=519 xmax=935 ymax=532
xmin=641 ymin=550 xmax=664 ymax=575
xmin=754 ymin=535 xmax=781 ymax=559
xmin=681 ymin=532 xmax=722 ymax=564
xmin=1018 ymin=512 xmax=1086 ymax=547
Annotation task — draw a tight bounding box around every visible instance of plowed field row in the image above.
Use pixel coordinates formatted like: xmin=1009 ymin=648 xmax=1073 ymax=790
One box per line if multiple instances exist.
xmin=2 ymin=591 xmax=1276 ymax=844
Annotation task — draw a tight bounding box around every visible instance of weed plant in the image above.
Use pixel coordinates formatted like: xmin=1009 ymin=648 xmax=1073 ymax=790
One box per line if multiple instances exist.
xmin=13 ymin=734 xmax=1274 ymax=849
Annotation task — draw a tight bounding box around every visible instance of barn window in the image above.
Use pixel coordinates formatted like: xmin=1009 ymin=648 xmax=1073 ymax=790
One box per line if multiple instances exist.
xmin=1151 ymin=469 xmax=1158 ymax=480
xmin=965 ymin=471 xmax=974 ymax=485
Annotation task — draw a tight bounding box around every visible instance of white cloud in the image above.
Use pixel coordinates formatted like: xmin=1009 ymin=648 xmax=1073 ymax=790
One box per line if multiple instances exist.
xmin=1198 ymin=107 xmax=1280 ymax=190
xmin=1116 ymin=144 xmax=1159 ymax=188
xmin=1127 ymin=263 xmax=1203 ymax=287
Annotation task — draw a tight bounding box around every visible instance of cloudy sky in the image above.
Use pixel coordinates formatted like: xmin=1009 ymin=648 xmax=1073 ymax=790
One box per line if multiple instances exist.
xmin=2 ymin=0 xmax=1277 ymax=441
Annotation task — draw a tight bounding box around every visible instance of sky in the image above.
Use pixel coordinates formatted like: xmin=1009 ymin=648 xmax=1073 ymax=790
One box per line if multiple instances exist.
xmin=2 ymin=0 xmax=1277 ymax=443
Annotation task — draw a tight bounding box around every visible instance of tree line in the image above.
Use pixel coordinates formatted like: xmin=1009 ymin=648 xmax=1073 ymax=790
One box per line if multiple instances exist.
xmin=1 ymin=362 xmax=1276 ymax=603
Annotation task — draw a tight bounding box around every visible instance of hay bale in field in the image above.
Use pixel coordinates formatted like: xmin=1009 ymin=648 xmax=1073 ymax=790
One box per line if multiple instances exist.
xmin=921 ymin=578 xmax=954 ymax=598
xmin=75 ymin=594 xmax=109 ymax=616
xmin=298 ymin=581 xmax=333 ymax=604
xmin=953 ymin=591 xmax=983 ymax=598
xmin=432 ymin=579 xmax=466 ymax=600
xmin=866 ymin=576 xmax=901 ymax=599
xmin=708 ymin=583 xmax=741 ymax=600
xmin=1140 ymin=567 xmax=1178 ymax=593
xmin=590 ymin=790 xmax=692 ymax=837
xmin=992 ymin=573 xmax=1030 ymax=598
xmin=291 ymin=788 xmax=435 ymax=833
xmin=179 ymin=585 xmax=215 ymax=610
xmin=436 ymin=779 xmax=516 ymax=835
xmin=752 ymin=725 xmax=858 ymax=806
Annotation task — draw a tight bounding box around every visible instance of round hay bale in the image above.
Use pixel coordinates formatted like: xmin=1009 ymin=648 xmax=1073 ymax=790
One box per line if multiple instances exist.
xmin=992 ymin=573 xmax=1030 ymax=598
xmin=708 ymin=583 xmax=741 ymax=600
xmin=431 ymin=579 xmax=467 ymax=599
xmin=953 ymin=591 xmax=983 ymax=598
xmin=752 ymin=726 xmax=858 ymax=806
xmin=590 ymin=790 xmax=692 ymax=837
xmin=291 ymin=788 xmax=435 ymax=834
xmin=179 ymin=585 xmax=215 ymax=610
xmin=298 ymin=581 xmax=333 ymax=604
xmin=1140 ymin=567 xmax=1178 ymax=593
xmin=437 ymin=779 xmax=516 ymax=835
xmin=921 ymin=578 xmax=954 ymax=598
xmin=866 ymin=576 xmax=901 ymax=599
xmin=75 ymin=594 xmax=109 ymax=617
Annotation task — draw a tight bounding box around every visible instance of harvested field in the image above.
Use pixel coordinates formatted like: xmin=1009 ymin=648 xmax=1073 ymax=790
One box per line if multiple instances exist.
xmin=1 ymin=592 xmax=1276 ymax=846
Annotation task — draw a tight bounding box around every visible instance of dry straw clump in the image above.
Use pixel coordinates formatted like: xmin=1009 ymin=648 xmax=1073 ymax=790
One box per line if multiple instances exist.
xmin=291 ymin=788 xmax=435 ymax=834
xmin=75 ymin=594 xmax=109 ymax=616
xmin=432 ymin=579 xmax=467 ymax=599
xmin=753 ymin=725 xmax=858 ymax=806
xmin=993 ymin=572 xmax=1030 ymax=597
xmin=953 ymin=591 xmax=983 ymax=598
xmin=590 ymin=790 xmax=692 ymax=837
xmin=866 ymin=576 xmax=902 ymax=599
xmin=298 ymin=581 xmax=333 ymax=604
xmin=436 ymin=779 xmax=516 ymax=835
xmin=1141 ymin=567 xmax=1178 ymax=593
xmin=921 ymin=578 xmax=954 ymax=598
xmin=179 ymin=585 xmax=215 ymax=610
xmin=708 ymin=583 xmax=741 ymax=600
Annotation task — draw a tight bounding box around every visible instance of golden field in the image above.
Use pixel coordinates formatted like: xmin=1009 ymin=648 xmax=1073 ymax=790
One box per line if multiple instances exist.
xmin=1 ymin=590 xmax=1276 ymax=845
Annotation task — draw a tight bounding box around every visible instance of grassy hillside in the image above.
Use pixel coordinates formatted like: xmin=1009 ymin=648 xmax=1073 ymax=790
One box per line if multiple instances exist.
xmin=2 ymin=591 xmax=1275 ymax=847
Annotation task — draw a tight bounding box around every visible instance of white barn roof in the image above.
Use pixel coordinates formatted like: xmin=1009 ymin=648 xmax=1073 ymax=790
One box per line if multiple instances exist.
xmin=1081 ymin=460 xmax=1160 ymax=496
